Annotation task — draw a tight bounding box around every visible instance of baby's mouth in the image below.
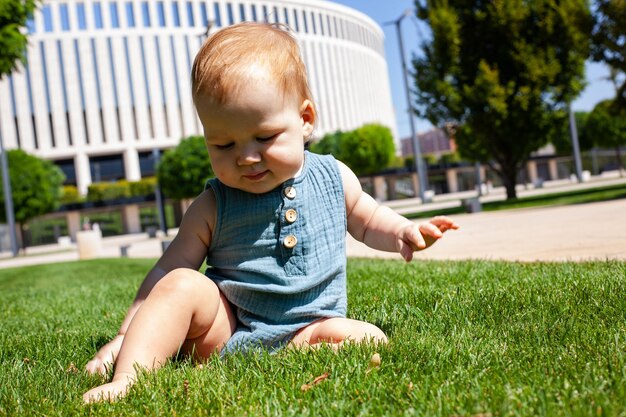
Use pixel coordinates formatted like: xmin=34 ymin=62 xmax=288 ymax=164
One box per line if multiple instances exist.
xmin=243 ymin=170 xmax=269 ymax=181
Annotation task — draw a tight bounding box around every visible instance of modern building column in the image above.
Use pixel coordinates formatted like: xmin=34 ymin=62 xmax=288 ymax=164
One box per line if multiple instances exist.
xmin=75 ymin=152 xmax=92 ymax=196
xmin=66 ymin=211 xmax=81 ymax=241
xmin=121 ymin=204 xmax=141 ymax=234
xmin=124 ymin=148 xmax=141 ymax=182
xmin=446 ymin=168 xmax=459 ymax=193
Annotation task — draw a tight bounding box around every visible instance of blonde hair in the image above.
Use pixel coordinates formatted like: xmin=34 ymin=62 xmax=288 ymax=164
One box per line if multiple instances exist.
xmin=191 ymin=22 xmax=314 ymax=107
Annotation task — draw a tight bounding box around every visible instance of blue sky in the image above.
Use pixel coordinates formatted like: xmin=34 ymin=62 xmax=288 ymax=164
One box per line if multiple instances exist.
xmin=331 ymin=0 xmax=616 ymax=138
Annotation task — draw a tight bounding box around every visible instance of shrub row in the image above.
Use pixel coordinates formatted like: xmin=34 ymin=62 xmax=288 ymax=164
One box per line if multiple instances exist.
xmin=61 ymin=177 xmax=158 ymax=204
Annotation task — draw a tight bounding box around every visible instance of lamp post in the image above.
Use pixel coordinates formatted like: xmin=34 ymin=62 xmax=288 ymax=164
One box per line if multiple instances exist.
xmin=568 ymin=105 xmax=584 ymax=183
xmin=385 ymin=9 xmax=430 ymax=203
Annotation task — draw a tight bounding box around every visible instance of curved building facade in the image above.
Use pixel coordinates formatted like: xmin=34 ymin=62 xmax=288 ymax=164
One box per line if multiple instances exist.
xmin=0 ymin=0 xmax=396 ymax=194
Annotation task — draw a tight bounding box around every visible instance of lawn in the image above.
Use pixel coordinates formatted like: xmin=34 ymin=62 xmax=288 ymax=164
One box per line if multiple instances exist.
xmin=1 ymin=258 xmax=625 ymax=416
xmin=406 ymin=182 xmax=626 ymax=219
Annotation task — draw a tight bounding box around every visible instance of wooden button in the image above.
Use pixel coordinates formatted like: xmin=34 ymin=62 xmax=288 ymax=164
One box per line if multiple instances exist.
xmin=283 ymin=235 xmax=297 ymax=248
xmin=283 ymin=186 xmax=297 ymax=199
xmin=285 ymin=209 xmax=298 ymax=223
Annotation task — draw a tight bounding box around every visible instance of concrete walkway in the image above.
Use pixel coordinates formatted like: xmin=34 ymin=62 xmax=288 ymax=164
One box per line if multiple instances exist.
xmin=0 ymin=178 xmax=625 ymax=269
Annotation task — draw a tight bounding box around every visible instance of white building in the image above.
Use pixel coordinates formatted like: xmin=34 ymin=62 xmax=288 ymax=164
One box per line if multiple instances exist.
xmin=0 ymin=0 xmax=396 ymax=194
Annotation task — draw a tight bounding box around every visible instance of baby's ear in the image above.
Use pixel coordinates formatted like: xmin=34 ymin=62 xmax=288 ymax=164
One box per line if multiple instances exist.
xmin=300 ymin=100 xmax=316 ymax=137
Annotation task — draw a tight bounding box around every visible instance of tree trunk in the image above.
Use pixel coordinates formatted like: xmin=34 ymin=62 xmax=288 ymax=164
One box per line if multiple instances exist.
xmin=499 ymin=166 xmax=519 ymax=200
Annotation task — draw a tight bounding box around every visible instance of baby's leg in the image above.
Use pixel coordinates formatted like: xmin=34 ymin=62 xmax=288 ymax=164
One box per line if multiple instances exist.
xmin=83 ymin=268 xmax=235 ymax=403
xmin=289 ymin=317 xmax=387 ymax=349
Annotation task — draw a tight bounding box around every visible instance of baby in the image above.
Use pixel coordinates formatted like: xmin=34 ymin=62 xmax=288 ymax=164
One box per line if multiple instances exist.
xmin=83 ymin=22 xmax=458 ymax=402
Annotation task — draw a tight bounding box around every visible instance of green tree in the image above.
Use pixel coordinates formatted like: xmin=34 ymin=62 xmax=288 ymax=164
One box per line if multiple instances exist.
xmin=157 ymin=136 xmax=213 ymax=200
xmin=0 ymin=0 xmax=39 ymax=78
xmin=412 ymin=0 xmax=591 ymax=199
xmin=309 ymin=130 xmax=344 ymax=158
xmin=551 ymin=111 xmax=594 ymax=155
xmin=590 ymin=0 xmax=625 ymax=107
xmin=0 ymin=149 xmax=65 ymax=245
xmin=584 ymin=99 xmax=626 ymax=175
xmin=338 ymin=124 xmax=395 ymax=176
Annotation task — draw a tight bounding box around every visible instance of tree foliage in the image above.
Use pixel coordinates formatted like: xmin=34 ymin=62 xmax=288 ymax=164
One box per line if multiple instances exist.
xmin=157 ymin=136 xmax=213 ymax=200
xmin=0 ymin=0 xmax=39 ymax=79
xmin=412 ymin=0 xmax=591 ymax=198
xmin=551 ymin=111 xmax=594 ymax=155
xmin=0 ymin=149 xmax=65 ymax=224
xmin=312 ymin=124 xmax=395 ymax=176
xmin=584 ymin=99 xmax=626 ymax=173
xmin=590 ymin=0 xmax=626 ymax=107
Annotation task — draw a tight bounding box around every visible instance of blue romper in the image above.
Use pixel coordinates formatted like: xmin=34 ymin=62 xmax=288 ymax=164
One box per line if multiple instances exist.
xmin=205 ymin=151 xmax=347 ymax=353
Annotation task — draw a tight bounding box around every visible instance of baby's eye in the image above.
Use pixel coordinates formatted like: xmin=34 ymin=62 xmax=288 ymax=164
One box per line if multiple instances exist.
xmin=214 ymin=143 xmax=234 ymax=150
xmin=256 ymin=135 xmax=276 ymax=143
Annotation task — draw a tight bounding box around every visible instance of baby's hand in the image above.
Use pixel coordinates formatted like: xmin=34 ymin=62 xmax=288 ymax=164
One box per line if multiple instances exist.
xmin=396 ymin=216 xmax=459 ymax=262
xmin=85 ymin=334 xmax=124 ymax=375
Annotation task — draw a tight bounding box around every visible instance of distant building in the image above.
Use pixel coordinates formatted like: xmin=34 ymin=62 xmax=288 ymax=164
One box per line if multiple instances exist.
xmin=0 ymin=0 xmax=396 ymax=194
xmin=400 ymin=128 xmax=456 ymax=157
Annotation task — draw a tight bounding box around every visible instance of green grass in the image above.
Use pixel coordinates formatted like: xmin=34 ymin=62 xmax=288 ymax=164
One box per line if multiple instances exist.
xmin=407 ymin=182 xmax=626 ymax=219
xmin=1 ymin=258 xmax=626 ymax=416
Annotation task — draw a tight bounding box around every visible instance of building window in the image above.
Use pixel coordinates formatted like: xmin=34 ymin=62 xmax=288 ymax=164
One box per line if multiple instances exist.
xmin=292 ymin=9 xmax=299 ymax=32
xmin=107 ymin=38 xmax=123 ymax=142
xmin=54 ymin=159 xmax=77 ymax=185
xmin=200 ymin=3 xmax=208 ymax=27
xmin=123 ymin=37 xmax=138 ymax=139
xmin=56 ymin=40 xmax=72 ymax=145
xmin=138 ymin=36 xmax=155 ymax=138
xmin=239 ymin=4 xmax=246 ymax=21
xmin=214 ymin=2 xmax=222 ymax=27
xmin=172 ymin=1 xmax=181 ymax=27
xmin=90 ymin=38 xmax=107 ymax=142
xmin=186 ymin=1 xmax=194 ymax=26
xmin=126 ymin=2 xmax=136 ymax=27
xmin=251 ymin=4 xmax=257 ymax=21
xmin=154 ymin=36 xmax=170 ymax=137
xmin=8 ymin=76 xmax=21 ymax=147
xmin=138 ymin=151 xmax=161 ymax=177
xmin=42 ymin=5 xmax=54 ymax=32
xmin=157 ymin=2 xmax=166 ymax=27
xmin=283 ymin=8 xmax=289 ymax=26
xmin=39 ymin=41 xmax=55 ymax=147
xmin=26 ymin=17 xmax=36 ymax=34
xmin=77 ymin=3 xmax=87 ymax=30
xmin=310 ymin=11 xmax=316 ymax=34
xmin=93 ymin=2 xmax=104 ymax=29
xmin=90 ymin=154 xmax=126 ymax=182
xmin=141 ymin=2 xmax=151 ymax=27
xmin=73 ymin=39 xmax=89 ymax=144
xmin=226 ymin=3 xmax=234 ymax=25
xmin=60 ymin=4 xmax=71 ymax=31
xmin=110 ymin=2 xmax=120 ymax=28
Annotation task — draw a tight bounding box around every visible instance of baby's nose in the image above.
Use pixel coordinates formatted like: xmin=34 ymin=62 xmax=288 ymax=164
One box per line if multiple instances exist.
xmin=237 ymin=146 xmax=262 ymax=165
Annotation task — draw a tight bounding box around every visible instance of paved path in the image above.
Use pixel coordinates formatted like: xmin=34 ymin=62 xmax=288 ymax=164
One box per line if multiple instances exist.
xmin=347 ymin=198 xmax=626 ymax=262
xmin=0 ymin=198 xmax=624 ymax=269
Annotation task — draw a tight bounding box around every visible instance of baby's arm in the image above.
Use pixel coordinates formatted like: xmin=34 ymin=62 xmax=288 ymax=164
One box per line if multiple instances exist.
xmin=339 ymin=161 xmax=458 ymax=262
xmin=85 ymin=190 xmax=217 ymax=374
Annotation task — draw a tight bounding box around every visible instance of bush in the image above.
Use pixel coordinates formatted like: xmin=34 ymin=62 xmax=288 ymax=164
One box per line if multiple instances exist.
xmin=87 ymin=181 xmax=131 ymax=202
xmin=129 ymin=177 xmax=157 ymax=197
xmin=59 ymin=185 xmax=83 ymax=205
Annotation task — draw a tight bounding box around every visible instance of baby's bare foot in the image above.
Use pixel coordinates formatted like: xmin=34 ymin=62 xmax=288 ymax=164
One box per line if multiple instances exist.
xmin=83 ymin=373 xmax=135 ymax=403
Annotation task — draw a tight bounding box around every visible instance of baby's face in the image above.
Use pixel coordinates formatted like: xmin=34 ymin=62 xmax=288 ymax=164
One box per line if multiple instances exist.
xmin=197 ymin=76 xmax=314 ymax=194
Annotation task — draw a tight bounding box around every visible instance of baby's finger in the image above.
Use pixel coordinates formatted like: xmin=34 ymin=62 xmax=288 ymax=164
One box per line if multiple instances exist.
xmin=419 ymin=222 xmax=444 ymax=238
xmin=430 ymin=216 xmax=460 ymax=230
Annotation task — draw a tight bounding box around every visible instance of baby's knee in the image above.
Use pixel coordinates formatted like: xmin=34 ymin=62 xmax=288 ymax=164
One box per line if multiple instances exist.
xmin=153 ymin=268 xmax=218 ymax=298
xmin=355 ymin=321 xmax=388 ymax=344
